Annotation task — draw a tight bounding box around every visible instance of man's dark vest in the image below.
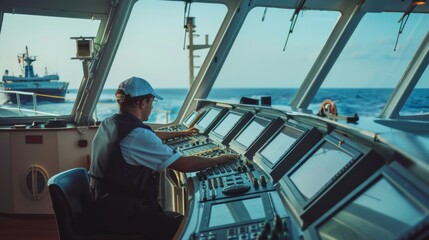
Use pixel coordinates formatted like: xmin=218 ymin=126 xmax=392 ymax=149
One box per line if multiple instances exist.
xmin=89 ymin=112 xmax=159 ymax=207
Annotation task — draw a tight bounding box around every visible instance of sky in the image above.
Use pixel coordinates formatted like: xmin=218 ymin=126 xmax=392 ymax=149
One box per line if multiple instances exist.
xmin=0 ymin=1 xmax=428 ymax=90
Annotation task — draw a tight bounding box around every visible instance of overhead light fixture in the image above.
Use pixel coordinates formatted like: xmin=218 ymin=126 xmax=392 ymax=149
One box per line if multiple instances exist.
xmin=412 ymin=0 xmax=426 ymax=5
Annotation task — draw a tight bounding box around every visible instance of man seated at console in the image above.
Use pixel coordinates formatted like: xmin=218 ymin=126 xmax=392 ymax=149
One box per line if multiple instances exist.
xmin=89 ymin=76 xmax=238 ymax=239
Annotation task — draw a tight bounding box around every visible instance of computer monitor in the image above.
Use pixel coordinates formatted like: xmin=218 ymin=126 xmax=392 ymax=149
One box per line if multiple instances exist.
xmin=198 ymin=192 xmax=284 ymax=233
xmin=260 ymin=132 xmax=297 ymax=166
xmin=183 ymin=111 xmax=201 ymax=128
xmin=281 ymin=132 xmax=384 ymax=220
xmin=194 ymin=107 xmax=227 ymax=134
xmin=252 ymin=122 xmax=322 ymax=183
xmin=209 ymin=110 xmax=253 ymax=145
xmin=290 ymin=140 xmax=355 ymax=201
xmin=228 ymin=115 xmax=277 ymax=156
xmin=310 ymin=163 xmax=429 ymax=240
xmin=235 ymin=118 xmax=268 ymax=149
xmin=208 ymin=196 xmax=266 ymax=228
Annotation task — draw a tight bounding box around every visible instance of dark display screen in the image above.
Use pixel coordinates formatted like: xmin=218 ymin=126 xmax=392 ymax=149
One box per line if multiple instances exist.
xmin=290 ymin=141 xmax=353 ymax=200
xmin=318 ymin=178 xmax=425 ymax=239
xmin=212 ymin=112 xmax=241 ymax=138
xmin=184 ymin=111 xmax=198 ymax=127
xmin=235 ymin=120 xmax=266 ymax=148
xmin=208 ymin=197 xmax=266 ymax=228
xmin=260 ymin=132 xmax=297 ymax=166
xmin=197 ymin=108 xmax=221 ymax=129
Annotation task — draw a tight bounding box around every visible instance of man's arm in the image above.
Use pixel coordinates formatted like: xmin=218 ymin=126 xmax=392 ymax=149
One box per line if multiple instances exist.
xmin=168 ymin=154 xmax=239 ymax=172
xmin=155 ymin=127 xmax=199 ymax=140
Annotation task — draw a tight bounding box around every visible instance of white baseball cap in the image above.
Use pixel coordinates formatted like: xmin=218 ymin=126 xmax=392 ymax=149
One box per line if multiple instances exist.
xmin=116 ymin=76 xmax=163 ymax=100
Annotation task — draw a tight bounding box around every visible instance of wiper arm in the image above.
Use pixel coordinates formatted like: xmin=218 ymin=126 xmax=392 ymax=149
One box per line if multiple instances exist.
xmin=261 ymin=7 xmax=268 ymax=21
xmin=394 ymin=4 xmax=416 ymax=51
xmin=283 ymin=0 xmax=306 ymax=51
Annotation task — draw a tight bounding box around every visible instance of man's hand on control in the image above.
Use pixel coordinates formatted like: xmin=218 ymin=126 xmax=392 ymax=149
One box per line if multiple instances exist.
xmin=215 ymin=154 xmax=240 ymax=164
xmin=184 ymin=127 xmax=199 ymax=135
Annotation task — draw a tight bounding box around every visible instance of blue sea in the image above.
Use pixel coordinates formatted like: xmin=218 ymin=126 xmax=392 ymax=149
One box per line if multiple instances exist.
xmin=1 ymin=88 xmax=428 ymax=122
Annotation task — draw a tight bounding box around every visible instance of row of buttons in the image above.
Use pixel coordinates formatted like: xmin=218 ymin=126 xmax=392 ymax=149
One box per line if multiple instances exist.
xmin=195 ymin=217 xmax=290 ymax=240
xmin=169 ymin=136 xmax=210 ymax=150
xmin=182 ymin=143 xmax=220 ymax=156
xmin=198 ymin=160 xmax=255 ymax=181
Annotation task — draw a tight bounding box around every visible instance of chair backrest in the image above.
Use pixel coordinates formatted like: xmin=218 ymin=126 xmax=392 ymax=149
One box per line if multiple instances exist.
xmin=48 ymin=168 xmax=144 ymax=240
xmin=48 ymin=168 xmax=92 ymax=240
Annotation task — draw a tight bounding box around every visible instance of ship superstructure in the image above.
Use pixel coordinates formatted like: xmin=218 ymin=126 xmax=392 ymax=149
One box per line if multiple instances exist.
xmin=2 ymin=46 xmax=69 ymax=103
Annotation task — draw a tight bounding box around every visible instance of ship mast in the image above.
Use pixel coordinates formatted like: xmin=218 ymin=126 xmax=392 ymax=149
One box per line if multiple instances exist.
xmin=18 ymin=46 xmax=37 ymax=78
xmin=185 ymin=17 xmax=211 ymax=87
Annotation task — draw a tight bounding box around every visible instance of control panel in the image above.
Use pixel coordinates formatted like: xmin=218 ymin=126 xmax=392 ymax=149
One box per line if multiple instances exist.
xmin=157 ymin=124 xmax=189 ymax=132
xmin=161 ymin=108 xmax=305 ymax=240
xmin=191 ymin=192 xmax=298 ymax=240
xmin=198 ymin=161 xmax=274 ymax=202
xmin=165 ymin=135 xmax=211 ymax=152
xmin=158 ymin=110 xmax=203 ymax=132
xmin=192 ymin=215 xmax=293 ymax=240
xmin=159 ymin=105 xmax=423 ymax=240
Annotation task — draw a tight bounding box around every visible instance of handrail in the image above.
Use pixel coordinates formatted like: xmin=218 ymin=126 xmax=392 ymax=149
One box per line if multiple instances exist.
xmin=0 ymin=90 xmax=171 ymax=122
xmin=0 ymin=90 xmax=38 ymax=115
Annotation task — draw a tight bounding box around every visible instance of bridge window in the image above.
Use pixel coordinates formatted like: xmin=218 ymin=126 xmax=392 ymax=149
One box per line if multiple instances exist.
xmin=0 ymin=14 xmax=100 ymax=118
xmin=312 ymin=12 xmax=429 ymax=118
xmin=400 ymin=65 xmax=429 ymax=118
xmin=101 ymin=0 xmax=226 ymax=123
xmin=209 ymin=7 xmax=339 ymax=106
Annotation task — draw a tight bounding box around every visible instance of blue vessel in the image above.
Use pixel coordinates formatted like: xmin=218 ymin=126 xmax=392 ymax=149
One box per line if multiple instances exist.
xmin=2 ymin=46 xmax=69 ymax=103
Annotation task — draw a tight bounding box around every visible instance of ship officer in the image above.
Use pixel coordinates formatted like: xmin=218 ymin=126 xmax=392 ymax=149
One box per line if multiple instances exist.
xmin=89 ymin=76 xmax=238 ymax=239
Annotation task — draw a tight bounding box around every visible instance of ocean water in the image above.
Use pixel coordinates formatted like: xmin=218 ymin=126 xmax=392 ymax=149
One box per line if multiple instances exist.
xmin=1 ymin=88 xmax=428 ymax=122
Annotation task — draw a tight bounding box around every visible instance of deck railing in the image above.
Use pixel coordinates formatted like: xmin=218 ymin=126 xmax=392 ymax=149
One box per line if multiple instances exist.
xmin=1 ymin=90 xmax=171 ymax=123
xmin=0 ymin=90 xmax=38 ymax=116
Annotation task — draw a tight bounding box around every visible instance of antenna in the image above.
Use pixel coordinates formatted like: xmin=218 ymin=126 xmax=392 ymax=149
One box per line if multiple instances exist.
xmin=183 ymin=1 xmax=192 ymax=50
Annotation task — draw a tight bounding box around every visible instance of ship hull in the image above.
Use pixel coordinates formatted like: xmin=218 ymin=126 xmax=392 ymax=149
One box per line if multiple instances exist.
xmin=3 ymin=82 xmax=69 ymax=103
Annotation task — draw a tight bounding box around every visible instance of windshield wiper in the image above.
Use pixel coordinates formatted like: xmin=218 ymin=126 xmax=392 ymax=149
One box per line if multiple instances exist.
xmin=394 ymin=1 xmax=426 ymax=51
xmin=283 ymin=0 xmax=306 ymax=51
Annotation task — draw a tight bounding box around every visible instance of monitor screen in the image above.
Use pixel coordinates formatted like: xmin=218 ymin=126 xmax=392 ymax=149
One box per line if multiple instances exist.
xmin=235 ymin=119 xmax=266 ymax=148
xmin=317 ymin=178 xmax=425 ymax=239
xmin=196 ymin=108 xmax=221 ymax=130
xmin=290 ymin=141 xmax=353 ymax=200
xmin=260 ymin=131 xmax=297 ymax=166
xmin=208 ymin=197 xmax=266 ymax=228
xmin=184 ymin=111 xmax=198 ymax=127
xmin=212 ymin=112 xmax=242 ymax=138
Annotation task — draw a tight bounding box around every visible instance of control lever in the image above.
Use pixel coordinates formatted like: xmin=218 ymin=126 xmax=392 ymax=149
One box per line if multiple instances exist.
xmin=222 ymin=184 xmax=250 ymax=195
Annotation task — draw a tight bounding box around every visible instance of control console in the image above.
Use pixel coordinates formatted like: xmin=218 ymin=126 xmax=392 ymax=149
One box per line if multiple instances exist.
xmin=198 ymin=166 xmax=273 ymax=202
xmin=165 ymin=134 xmax=211 ymax=151
xmin=162 ymin=107 xmax=306 ymax=240
xmin=157 ymin=124 xmax=188 ymax=132
xmin=190 ymin=192 xmax=297 ymax=240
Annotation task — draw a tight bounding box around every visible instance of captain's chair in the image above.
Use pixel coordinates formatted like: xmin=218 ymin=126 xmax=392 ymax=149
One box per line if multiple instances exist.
xmin=48 ymin=168 xmax=141 ymax=240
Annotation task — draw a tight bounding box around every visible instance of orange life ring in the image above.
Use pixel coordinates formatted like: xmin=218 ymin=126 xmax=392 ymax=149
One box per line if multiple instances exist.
xmin=318 ymin=99 xmax=337 ymax=116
